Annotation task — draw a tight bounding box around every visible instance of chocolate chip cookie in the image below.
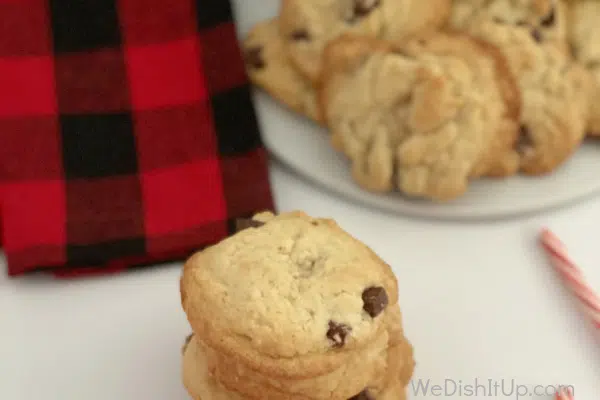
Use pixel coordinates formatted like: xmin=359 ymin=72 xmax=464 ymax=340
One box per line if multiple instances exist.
xmin=460 ymin=16 xmax=591 ymax=174
xmin=182 ymin=305 xmax=413 ymax=400
xmin=243 ymin=19 xmax=323 ymax=123
xmin=401 ymin=33 xmax=522 ymax=179
xmin=278 ymin=0 xmax=451 ymax=83
xmin=319 ymin=34 xmax=520 ymax=201
xmin=450 ymin=0 xmax=569 ymax=50
xmin=567 ymin=0 xmax=600 ymax=136
xmin=180 ymin=211 xmax=405 ymax=388
xmin=200 ymin=314 xmax=389 ymax=399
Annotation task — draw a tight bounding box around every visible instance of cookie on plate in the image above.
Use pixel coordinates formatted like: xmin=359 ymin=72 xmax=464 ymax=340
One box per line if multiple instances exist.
xmin=460 ymin=16 xmax=591 ymax=174
xmin=449 ymin=0 xmax=569 ymax=50
xmin=243 ymin=19 xmax=322 ymax=123
xmin=401 ymin=33 xmax=522 ymax=179
xmin=567 ymin=0 xmax=600 ymax=136
xmin=278 ymin=0 xmax=451 ymax=83
xmin=319 ymin=34 xmax=520 ymax=201
xmin=180 ymin=211 xmax=412 ymax=399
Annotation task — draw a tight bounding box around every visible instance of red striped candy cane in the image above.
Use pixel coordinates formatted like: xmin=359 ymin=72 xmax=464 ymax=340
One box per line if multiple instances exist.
xmin=539 ymin=228 xmax=597 ymax=400
xmin=540 ymin=228 xmax=600 ymax=329
xmin=555 ymin=387 xmax=574 ymax=400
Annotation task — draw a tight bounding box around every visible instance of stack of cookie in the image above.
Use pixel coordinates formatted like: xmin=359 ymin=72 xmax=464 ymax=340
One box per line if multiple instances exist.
xmin=242 ymin=0 xmax=595 ymax=202
xmin=180 ymin=211 xmax=415 ymax=399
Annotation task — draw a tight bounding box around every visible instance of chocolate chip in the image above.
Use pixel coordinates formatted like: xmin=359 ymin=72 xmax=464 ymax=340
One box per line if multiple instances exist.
xmin=540 ymin=7 xmax=555 ymax=27
xmin=244 ymin=47 xmax=265 ymax=69
xmin=235 ymin=218 xmax=265 ymax=232
xmin=531 ymin=29 xmax=542 ymax=43
xmin=362 ymin=286 xmax=388 ymax=317
xmin=493 ymin=17 xmax=505 ymax=24
xmin=354 ymin=0 xmax=381 ymax=18
xmin=348 ymin=389 xmax=374 ymax=400
xmin=291 ymin=30 xmax=310 ymax=41
xmin=516 ymin=20 xmax=528 ymax=27
xmin=516 ymin=125 xmax=534 ymax=155
xmin=327 ymin=320 xmax=352 ymax=348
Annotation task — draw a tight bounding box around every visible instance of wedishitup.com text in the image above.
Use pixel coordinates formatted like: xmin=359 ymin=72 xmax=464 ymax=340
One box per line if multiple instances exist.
xmin=409 ymin=378 xmax=574 ymax=398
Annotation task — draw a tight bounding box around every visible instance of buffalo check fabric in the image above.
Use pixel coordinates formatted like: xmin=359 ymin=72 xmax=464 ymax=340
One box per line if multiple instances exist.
xmin=0 ymin=0 xmax=274 ymax=277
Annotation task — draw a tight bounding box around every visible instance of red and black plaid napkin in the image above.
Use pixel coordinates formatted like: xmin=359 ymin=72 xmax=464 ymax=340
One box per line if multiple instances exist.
xmin=0 ymin=0 xmax=274 ymax=277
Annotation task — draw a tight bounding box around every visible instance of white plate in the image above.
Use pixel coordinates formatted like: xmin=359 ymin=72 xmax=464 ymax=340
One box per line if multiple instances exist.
xmin=254 ymin=92 xmax=600 ymax=221
xmin=234 ymin=0 xmax=600 ymax=221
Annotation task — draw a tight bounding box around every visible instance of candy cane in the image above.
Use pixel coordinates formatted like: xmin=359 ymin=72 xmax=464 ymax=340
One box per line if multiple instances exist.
xmin=555 ymin=387 xmax=574 ymax=400
xmin=540 ymin=228 xmax=600 ymax=329
xmin=539 ymin=228 xmax=597 ymax=400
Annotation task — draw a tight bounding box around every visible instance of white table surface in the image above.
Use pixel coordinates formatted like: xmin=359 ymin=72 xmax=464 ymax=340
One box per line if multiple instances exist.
xmin=1 ymin=160 xmax=600 ymax=399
